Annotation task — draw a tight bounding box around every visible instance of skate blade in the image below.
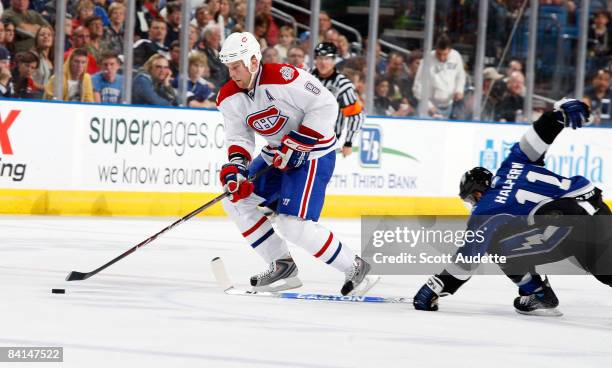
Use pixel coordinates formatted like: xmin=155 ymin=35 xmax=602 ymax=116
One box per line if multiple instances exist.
xmin=252 ymin=276 xmax=303 ymax=292
xmin=348 ymin=275 xmax=382 ymax=297
xmin=515 ymin=307 xmax=563 ymax=317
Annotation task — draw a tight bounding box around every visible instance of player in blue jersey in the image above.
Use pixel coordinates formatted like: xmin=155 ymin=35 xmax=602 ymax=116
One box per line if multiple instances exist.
xmin=413 ymin=98 xmax=612 ymax=315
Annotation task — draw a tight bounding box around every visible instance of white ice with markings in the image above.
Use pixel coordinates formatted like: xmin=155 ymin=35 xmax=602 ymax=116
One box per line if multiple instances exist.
xmin=1 ymin=216 xmax=611 ymax=367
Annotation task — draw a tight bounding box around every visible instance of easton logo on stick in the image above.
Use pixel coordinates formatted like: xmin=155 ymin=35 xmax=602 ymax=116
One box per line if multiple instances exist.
xmin=246 ymin=106 xmax=289 ymax=135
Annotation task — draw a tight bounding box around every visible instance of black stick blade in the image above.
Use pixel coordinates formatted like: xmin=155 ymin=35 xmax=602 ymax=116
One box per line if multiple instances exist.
xmin=65 ymin=271 xmax=89 ymax=281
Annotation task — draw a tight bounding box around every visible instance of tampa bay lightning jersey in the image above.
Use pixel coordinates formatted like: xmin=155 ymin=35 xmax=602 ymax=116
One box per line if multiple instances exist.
xmin=458 ymin=142 xmax=594 ymax=259
xmin=473 ymin=142 xmax=594 ymax=217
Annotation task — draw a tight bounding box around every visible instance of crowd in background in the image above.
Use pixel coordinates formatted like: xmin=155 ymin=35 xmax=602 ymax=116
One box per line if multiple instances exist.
xmin=1 ymin=0 xmax=612 ymax=125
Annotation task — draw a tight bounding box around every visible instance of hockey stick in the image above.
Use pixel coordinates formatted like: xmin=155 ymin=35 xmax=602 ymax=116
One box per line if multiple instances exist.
xmin=65 ymin=165 xmax=274 ymax=282
xmin=211 ymin=257 xmax=412 ymax=304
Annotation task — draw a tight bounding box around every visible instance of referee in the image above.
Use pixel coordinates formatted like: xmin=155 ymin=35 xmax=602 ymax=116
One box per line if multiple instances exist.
xmin=310 ymin=42 xmax=365 ymax=157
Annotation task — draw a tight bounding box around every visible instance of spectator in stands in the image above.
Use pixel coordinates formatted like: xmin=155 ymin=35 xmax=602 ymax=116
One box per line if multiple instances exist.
xmin=484 ymin=59 xmax=521 ymax=109
xmin=583 ymin=68 xmax=612 ymax=125
xmin=164 ymin=1 xmax=181 ymax=47
xmin=404 ymin=51 xmax=422 ymax=108
xmin=413 ymin=34 xmax=466 ymax=119
xmin=187 ymin=25 xmax=199 ymax=51
xmin=45 ymin=48 xmax=94 ymax=102
xmin=324 ymin=28 xmax=340 ymax=48
xmin=483 ymin=67 xmax=504 ymax=92
xmin=318 ymin=11 xmax=333 ymax=43
xmin=69 ymin=24 xmax=89 ymax=51
xmin=384 ymin=52 xmax=411 ymax=110
xmin=0 ymin=46 xmax=14 ymax=97
xmin=233 ymin=0 xmax=247 ymax=29
xmin=13 ymin=51 xmax=42 ymax=99
xmin=193 ymin=5 xmax=214 ymax=34
xmin=505 ymin=59 xmax=523 ymax=77
xmin=85 ymin=16 xmax=104 ymax=63
xmin=172 ymin=51 xmax=216 ymax=108
xmin=337 ymin=35 xmax=355 ymax=61
xmin=72 ymin=0 xmax=95 ymax=29
xmin=0 ymin=22 xmax=5 ymax=46
xmin=102 ymin=1 xmax=125 ymax=55
xmin=262 ymin=47 xmax=280 ymax=64
xmin=133 ymin=18 xmax=169 ymax=68
xmin=287 ymin=45 xmax=306 ymax=69
xmin=132 ymin=53 xmax=177 ymax=106
xmin=197 ymin=23 xmax=227 ymax=88
xmin=588 ymin=10 xmax=612 ymax=74
xmin=206 ymin=0 xmax=221 ymax=17
xmin=494 ymin=70 xmax=525 ymax=122
xmin=1 ymin=0 xmax=50 ymax=52
xmin=92 ymin=51 xmax=123 ymax=103
xmin=168 ymin=40 xmax=180 ymax=78
xmin=481 ymin=66 xmax=505 ymax=120
xmin=218 ymin=0 xmax=236 ymax=37
xmin=30 ymin=24 xmax=53 ymax=92
xmin=256 ymin=0 xmax=279 ymax=46
xmin=373 ymin=77 xmax=412 ymax=117
xmin=2 ymin=20 xmax=16 ymax=54
xmin=274 ymin=26 xmax=295 ymax=62
xmin=254 ymin=13 xmax=269 ymax=49
xmin=65 ymin=26 xmax=98 ymax=75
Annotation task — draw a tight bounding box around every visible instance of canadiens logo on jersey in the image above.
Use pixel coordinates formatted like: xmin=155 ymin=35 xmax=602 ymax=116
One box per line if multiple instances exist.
xmin=246 ymin=106 xmax=289 ymax=135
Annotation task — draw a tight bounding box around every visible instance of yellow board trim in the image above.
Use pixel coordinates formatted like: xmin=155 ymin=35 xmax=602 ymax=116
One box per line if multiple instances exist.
xmin=0 ymin=189 xmax=471 ymax=217
xmin=4 ymin=189 xmax=610 ymax=217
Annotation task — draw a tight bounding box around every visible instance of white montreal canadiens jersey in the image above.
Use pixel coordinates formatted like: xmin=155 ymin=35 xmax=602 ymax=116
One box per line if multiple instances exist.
xmin=216 ymin=63 xmax=339 ymax=162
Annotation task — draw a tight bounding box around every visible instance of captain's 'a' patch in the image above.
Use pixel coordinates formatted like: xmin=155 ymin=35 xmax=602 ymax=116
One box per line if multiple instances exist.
xmin=265 ymin=89 xmax=275 ymax=101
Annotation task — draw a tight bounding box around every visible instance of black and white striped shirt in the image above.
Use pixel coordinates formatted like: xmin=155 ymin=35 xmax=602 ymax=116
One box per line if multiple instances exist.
xmin=310 ymin=68 xmax=365 ymax=147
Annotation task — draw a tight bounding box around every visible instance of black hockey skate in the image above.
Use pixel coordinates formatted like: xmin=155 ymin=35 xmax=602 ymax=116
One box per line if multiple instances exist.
xmin=250 ymin=257 xmax=303 ymax=292
xmin=514 ymin=277 xmax=562 ymax=316
xmin=341 ymin=256 xmax=381 ymax=296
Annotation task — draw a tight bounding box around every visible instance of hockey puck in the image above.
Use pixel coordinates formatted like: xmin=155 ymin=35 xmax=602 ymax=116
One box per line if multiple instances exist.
xmin=51 ymin=288 xmax=65 ymax=294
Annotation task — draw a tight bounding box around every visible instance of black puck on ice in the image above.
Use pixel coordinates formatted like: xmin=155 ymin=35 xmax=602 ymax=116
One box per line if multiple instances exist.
xmin=51 ymin=288 xmax=65 ymax=294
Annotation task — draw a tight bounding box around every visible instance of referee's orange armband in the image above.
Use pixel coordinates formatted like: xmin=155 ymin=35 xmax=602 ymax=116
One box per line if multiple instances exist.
xmin=342 ymin=101 xmax=363 ymax=117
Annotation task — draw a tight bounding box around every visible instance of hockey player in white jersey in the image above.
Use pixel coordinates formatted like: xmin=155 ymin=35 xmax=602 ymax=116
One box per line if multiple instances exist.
xmin=216 ymin=32 xmax=379 ymax=296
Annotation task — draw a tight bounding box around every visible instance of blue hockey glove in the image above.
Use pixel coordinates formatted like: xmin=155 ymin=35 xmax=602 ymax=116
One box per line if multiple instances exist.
xmin=273 ymin=130 xmax=317 ymax=170
xmin=553 ymin=98 xmax=590 ymax=129
xmin=413 ymin=275 xmax=446 ymax=311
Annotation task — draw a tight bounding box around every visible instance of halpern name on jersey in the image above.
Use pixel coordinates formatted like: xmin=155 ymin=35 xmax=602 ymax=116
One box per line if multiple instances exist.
xmin=494 ymin=163 xmax=525 ymax=204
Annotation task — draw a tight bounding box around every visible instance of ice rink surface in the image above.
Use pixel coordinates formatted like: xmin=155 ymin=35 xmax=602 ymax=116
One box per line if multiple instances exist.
xmin=1 ymin=215 xmax=611 ymax=368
